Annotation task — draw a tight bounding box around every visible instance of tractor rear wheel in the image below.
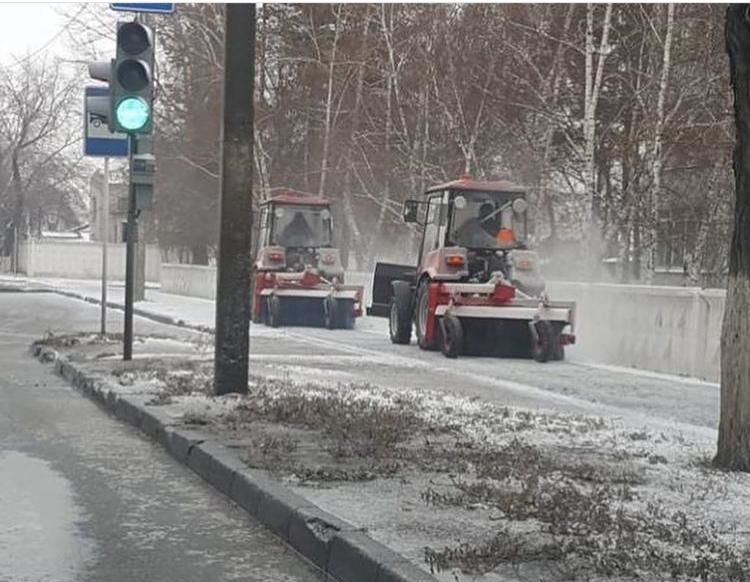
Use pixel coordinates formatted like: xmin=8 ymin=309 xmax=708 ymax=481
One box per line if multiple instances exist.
xmin=440 ymin=315 xmax=463 ymax=358
xmin=268 ymin=296 xmax=282 ymax=328
xmin=415 ymin=282 xmax=438 ymax=350
xmin=531 ymin=319 xmax=554 ymax=363
xmin=337 ymin=299 xmax=356 ymax=330
xmin=389 ymin=294 xmax=412 ymax=344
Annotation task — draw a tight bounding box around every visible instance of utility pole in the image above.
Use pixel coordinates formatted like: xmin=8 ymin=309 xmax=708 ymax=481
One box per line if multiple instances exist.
xmin=214 ymin=3 xmax=255 ymax=396
xmin=101 ymin=157 xmax=110 ymax=335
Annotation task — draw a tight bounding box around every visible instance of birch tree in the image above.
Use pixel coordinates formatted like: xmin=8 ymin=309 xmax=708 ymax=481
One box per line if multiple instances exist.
xmin=582 ymin=3 xmax=613 ymax=253
xmin=643 ymin=3 xmax=676 ymax=282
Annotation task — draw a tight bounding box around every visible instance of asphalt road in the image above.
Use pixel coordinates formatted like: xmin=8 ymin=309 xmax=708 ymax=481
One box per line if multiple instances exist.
xmin=0 ymin=292 xmax=321 ymax=582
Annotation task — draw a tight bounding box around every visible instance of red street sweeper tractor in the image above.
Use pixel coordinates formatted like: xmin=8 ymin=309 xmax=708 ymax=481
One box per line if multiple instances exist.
xmin=367 ymin=177 xmax=576 ymax=361
xmin=252 ymin=191 xmax=363 ymax=329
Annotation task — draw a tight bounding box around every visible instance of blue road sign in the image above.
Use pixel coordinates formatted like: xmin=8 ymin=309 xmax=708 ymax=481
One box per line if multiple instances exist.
xmin=84 ymin=87 xmax=129 ymax=157
xmin=110 ymin=3 xmax=175 ymax=14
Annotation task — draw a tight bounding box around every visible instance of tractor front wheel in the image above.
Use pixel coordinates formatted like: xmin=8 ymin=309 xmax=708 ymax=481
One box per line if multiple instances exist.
xmin=415 ymin=282 xmax=438 ymax=350
xmin=337 ymin=299 xmax=356 ymax=330
xmin=440 ymin=315 xmax=463 ymax=358
xmin=389 ymin=294 xmax=412 ymax=344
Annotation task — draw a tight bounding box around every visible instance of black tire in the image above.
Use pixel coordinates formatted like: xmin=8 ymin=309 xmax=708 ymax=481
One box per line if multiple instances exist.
xmin=337 ymin=299 xmax=356 ymax=330
xmin=440 ymin=315 xmax=463 ymax=358
xmin=389 ymin=295 xmax=412 ymax=344
xmin=268 ymin=296 xmax=282 ymax=328
xmin=324 ymin=297 xmax=337 ymax=329
xmin=552 ymin=335 xmax=565 ymax=361
xmin=415 ymin=281 xmax=438 ymax=350
xmin=251 ymin=292 xmax=262 ymax=324
xmin=531 ymin=319 xmax=554 ymax=363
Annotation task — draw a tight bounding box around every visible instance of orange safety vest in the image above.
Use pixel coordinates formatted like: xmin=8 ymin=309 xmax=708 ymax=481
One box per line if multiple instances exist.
xmin=497 ymin=228 xmax=514 ymax=243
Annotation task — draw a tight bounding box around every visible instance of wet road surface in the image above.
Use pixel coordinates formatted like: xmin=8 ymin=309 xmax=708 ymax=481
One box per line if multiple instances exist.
xmin=0 ymin=292 xmax=321 ymax=582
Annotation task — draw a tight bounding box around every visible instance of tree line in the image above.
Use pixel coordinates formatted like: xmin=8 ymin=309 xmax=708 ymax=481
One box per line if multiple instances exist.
xmin=155 ymin=3 xmax=731 ymax=283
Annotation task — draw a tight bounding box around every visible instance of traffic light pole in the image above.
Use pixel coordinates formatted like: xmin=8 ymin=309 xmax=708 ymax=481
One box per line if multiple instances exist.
xmin=123 ymin=135 xmax=137 ymax=361
xmin=213 ymin=4 xmax=255 ymax=395
xmin=101 ymin=156 xmax=109 ymax=336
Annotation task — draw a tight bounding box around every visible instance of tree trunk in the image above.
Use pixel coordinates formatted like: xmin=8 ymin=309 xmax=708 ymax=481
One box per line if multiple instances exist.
xmin=339 ymin=8 xmax=371 ymax=271
xmin=9 ymin=152 xmax=24 ymax=272
xmin=191 ymin=244 xmax=209 ymax=265
xmin=538 ymin=5 xmax=574 ymax=244
xmin=582 ymin=3 xmax=613 ymax=273
xmin=318 ymin=4 xmax=343 ymax=196
xmin=643 ymin=3 xmax=676 ymax=283
xmin=715 ymin=5 xmax=750 ymax=471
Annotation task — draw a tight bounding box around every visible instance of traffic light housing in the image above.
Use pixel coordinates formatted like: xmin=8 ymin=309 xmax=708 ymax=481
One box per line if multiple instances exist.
xmin=112 ymin=21 xmax=154 ymax=134
xmin=87 ymin=60 xmax=115 ymax=132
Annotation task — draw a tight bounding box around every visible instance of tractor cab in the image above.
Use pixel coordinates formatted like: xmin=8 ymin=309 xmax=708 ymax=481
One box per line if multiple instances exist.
xmin=402 ymin=178 xmax=540 ymax=292
xmin=252 ymin=191 xmax=363 ymax=329
xmin=368 ymin=176 xmax=575 ymax=362
xmin=255 ymin=191 xmax=343 ymax=278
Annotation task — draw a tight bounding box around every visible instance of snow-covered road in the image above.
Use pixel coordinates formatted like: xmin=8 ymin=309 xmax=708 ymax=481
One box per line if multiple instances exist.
xmin=248 ymin=319 xmax=719 ymax=437
xmin=20 ymin=276 xmax=720 ymax=439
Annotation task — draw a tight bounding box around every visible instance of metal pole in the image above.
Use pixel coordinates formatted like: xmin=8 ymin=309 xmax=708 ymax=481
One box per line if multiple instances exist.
xmin=101 ymin=157 xmax=109 ymax=336
xmin=213 ymin=3 xmax=255 ymax=395
xmin=124 ymin=135 xmax=137 ymax=361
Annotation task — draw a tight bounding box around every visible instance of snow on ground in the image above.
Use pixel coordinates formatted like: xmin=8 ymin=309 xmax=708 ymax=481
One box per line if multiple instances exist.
xmin=26 ymin=279 xmax=750 ymax=580
xmin=42 ymin=333 xmax=750 ymax=582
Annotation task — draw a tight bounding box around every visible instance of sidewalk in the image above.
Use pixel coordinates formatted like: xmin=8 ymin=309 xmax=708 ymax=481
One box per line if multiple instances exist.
xmin=19 ymin=276 xmax=387 ymax=336
xmin=31 ymin=277 xmax=216 ymax=331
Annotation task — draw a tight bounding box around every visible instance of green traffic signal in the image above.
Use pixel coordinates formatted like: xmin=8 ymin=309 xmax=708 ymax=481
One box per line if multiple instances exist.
xmin=115 ymin=96 xmax=150 ymax=131
xmin=111 ymin=21 xmax=154 ymax=134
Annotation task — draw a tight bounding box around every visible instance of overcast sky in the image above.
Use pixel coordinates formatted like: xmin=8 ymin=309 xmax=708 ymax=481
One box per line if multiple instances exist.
xmin=0 ymin=2 xmax=120 ymax=71
xmin=0 ymin=3 xmax=70 ymax=65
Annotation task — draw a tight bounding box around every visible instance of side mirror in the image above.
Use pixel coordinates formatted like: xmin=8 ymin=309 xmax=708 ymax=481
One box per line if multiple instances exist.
xmin=402 ymin=199 xmax=419 ymax=223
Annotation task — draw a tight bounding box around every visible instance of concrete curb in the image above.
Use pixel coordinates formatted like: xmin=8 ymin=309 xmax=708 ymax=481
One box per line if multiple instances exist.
xmin=30 ymin=343 xmax=437 ymax=582
xmin=0 ymin=280 xmax=51 ymax=293
xmin=43 ymin=287 xmax=213 ymax=334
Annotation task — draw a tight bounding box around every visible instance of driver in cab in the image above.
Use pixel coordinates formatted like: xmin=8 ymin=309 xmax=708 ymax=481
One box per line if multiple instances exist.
xmin=279 ymin=211 xmax=314 ymax=248
xmin=454 ymin=201 xmax=515 ymax=247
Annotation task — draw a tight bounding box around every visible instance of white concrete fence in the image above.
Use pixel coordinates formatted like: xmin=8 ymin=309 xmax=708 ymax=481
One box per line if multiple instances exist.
xmin=17 ymin=239 xmax=161 ymax=282
xmin=161 ymin=263 xmax=217 ymax=300
xmin=160 ymin=263 xmax=724 ymax=382
xmin=547 ymin=282 xmax=723 ymax=382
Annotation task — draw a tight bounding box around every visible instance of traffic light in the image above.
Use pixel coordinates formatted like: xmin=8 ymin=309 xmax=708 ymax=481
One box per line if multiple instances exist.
xmin=112 ymin=21 xmax=154 ymax=134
